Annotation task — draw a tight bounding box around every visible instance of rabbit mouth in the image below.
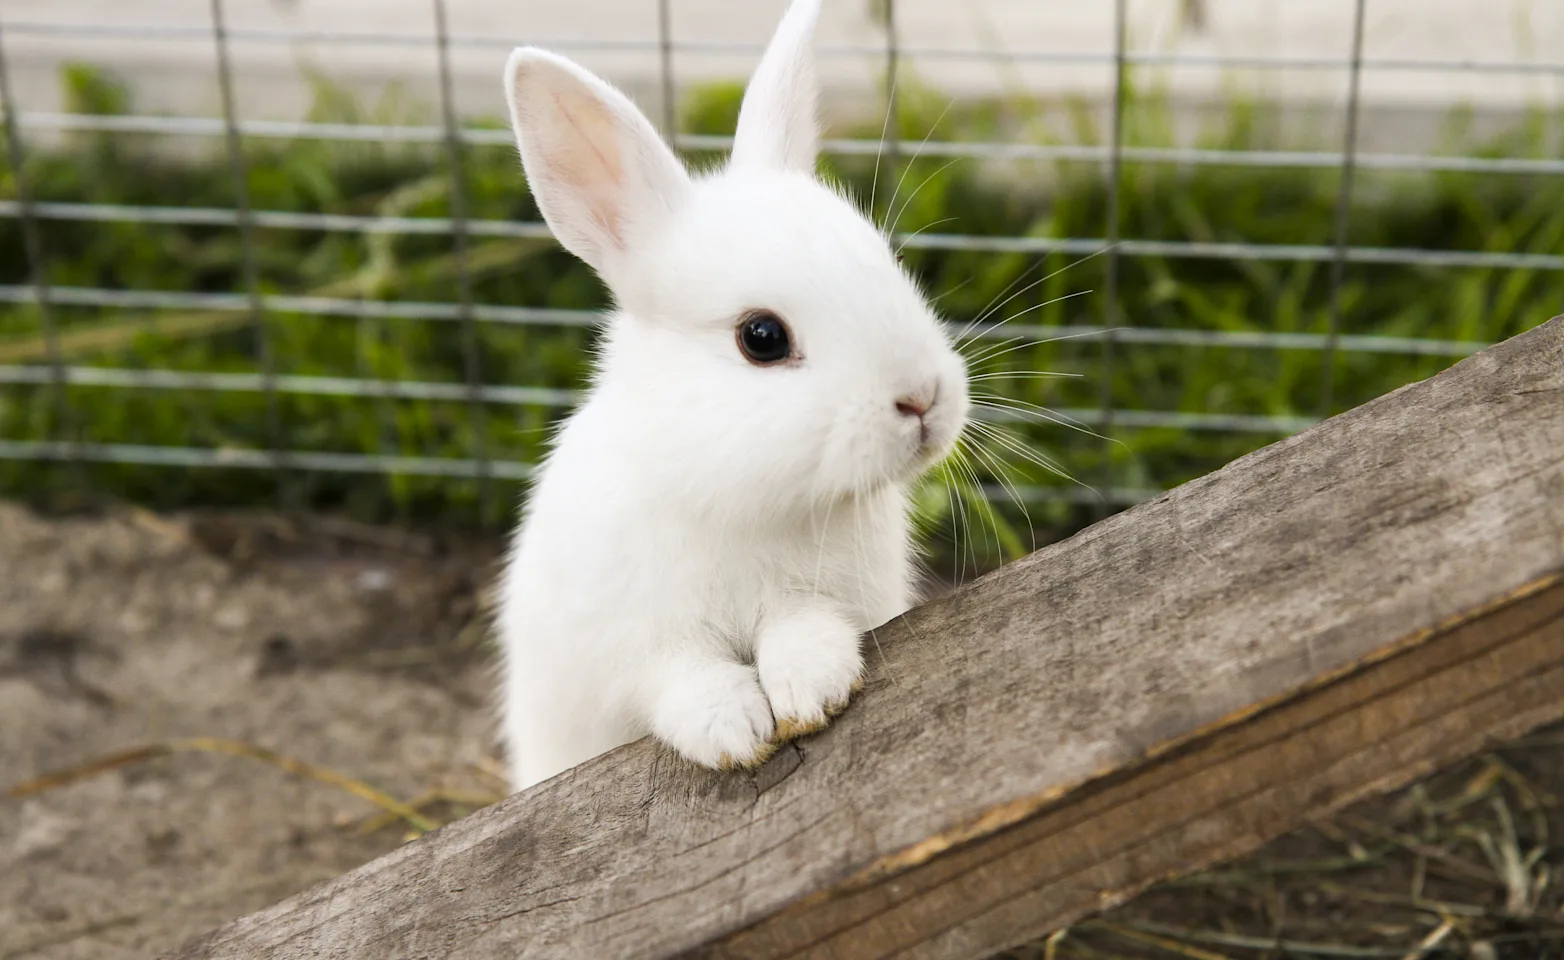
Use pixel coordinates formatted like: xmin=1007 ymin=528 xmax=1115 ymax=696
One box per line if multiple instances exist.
xmin=907 ymin=425 xmax=960 ymax=475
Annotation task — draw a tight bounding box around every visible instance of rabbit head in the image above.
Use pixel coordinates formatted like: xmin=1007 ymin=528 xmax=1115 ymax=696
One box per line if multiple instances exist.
xmin=504 ymin=0 xmax=968 ymax=519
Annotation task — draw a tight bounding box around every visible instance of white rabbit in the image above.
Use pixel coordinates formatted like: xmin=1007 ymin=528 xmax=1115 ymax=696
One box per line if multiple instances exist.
xmin=496 ymin=0 xmax=970 ymax=792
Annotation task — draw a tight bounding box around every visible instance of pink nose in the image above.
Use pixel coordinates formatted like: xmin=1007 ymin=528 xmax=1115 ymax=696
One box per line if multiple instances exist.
xmin=896 ymin=396 xmax=930 ymax=419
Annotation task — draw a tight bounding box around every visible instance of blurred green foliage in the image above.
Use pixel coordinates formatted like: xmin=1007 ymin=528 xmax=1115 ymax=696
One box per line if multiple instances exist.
xmin=0 ymin=66 xmax=1559 ymax=572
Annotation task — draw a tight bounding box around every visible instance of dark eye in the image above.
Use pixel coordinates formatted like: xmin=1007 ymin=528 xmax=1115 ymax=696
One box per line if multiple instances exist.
xmin=736 ymin=310 xmax=792 ymax=365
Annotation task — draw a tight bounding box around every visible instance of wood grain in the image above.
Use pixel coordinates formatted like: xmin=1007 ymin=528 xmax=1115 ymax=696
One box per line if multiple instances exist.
xmin=171 ymin=316 xmax=1564 ymax=960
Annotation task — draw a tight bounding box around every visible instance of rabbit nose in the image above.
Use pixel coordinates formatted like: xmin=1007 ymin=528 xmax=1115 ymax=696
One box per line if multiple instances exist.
xmin=895 ymin=383 xmax=938 ymax=420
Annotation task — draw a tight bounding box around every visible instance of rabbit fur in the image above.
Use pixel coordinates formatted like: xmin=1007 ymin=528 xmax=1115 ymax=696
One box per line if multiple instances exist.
xmin=496 ymin=0 xmax=970 ymax=791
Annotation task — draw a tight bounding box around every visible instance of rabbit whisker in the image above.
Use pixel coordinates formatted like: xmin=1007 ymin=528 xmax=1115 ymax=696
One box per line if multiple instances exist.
xmin=959 ymin=290 xmax=1093 ymax=347
xmin=972 ymin=396 xmax=1120 ymax=445
xmin=962 ymin=327 xmax=1111 ymax=367
xmin=955 ymin=244 xmax=1117 ymax=345
xmin=851 ymin=488 xmax=898 ymax=684
xmin=964 ymin=258 xmax=1048 ymax=344
xmin=941 ymin=450 xmax=970 ymax=582
xmin=887 ymin=158 xmax=963 ymax=242
xmin=962 ymin=334 xmax=1034 ymax=367
xmin=966 ymin=370 xmax=1083 ymax=382
xmin=966 ymin=420 xmax=1067 ymax=474
xmin=811 ymin=495 xmax=836 ymax=597
xmin=881 ymin=97 xmax=955 ymax=238
xmin=939 ymin=449 xmax=972 ymax=583
xmin=867 ymin=67 xmax=900 ymax=221
xmin=967 ymin=436 xmax=1038 ymax=557
xmin=952 ymin=438 xmax=997 ymax=567
xmin=972 ymin=393 xmax=1095 ymax=429
xmin=933 ymin=273 xmax=977 ymax=306
xmin=967 ymin=421 xmax=1098 ymax=497
xmin=895 ymin=217 xmax=958 ymax=256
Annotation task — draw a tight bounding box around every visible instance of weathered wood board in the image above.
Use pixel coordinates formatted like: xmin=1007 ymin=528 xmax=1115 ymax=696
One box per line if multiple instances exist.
xmin=173 ymin=316 xmax=1564 ymax=960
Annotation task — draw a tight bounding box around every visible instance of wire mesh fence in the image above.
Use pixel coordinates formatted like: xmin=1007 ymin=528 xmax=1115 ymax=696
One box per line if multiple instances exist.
xmin=0 ymin=0 xmax=1560 ymax=543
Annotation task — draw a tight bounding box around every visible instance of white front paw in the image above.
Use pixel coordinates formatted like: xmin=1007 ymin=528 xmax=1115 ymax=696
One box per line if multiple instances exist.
xmin=756 ymin=605 xmax=864 ymax=741
xmin=649 ymin=658 xmax=777 ymax=770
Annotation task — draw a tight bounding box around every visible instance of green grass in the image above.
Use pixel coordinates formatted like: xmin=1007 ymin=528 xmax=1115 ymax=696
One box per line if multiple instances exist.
xmin=1 ymin=66 xmax=1560 ymax=572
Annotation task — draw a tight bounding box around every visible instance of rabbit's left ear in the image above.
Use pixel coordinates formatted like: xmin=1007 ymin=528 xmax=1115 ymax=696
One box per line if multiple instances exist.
xmin=730 ymin=0 xmax=823 ymax=175
xmin=504 ymin=47 xmax=691 ymax=283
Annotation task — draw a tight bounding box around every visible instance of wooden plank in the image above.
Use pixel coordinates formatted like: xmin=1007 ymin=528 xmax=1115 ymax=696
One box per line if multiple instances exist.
xmin=172 ymin=315 xmax=1564 ymax=960
xmin=725 ymin=575 xmax=1564 ymax=960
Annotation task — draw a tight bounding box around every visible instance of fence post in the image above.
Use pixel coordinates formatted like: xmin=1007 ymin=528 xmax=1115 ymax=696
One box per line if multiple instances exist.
xmin=0 ymin=13 xmax=75 ymax=482
xmin=210 ymin=0 xmax=287 ymax=504
xmin=432 ymin=0 xmax=493 ymax=523
xmin=1094 ymin=0 xmax=1128 ymax=520
xmin=1319 ymin=0 xmax=1369 ymax=417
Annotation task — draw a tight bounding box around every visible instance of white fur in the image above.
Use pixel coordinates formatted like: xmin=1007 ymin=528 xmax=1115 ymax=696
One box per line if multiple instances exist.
xmin=497 ymin=0 xmax=970 ymax=792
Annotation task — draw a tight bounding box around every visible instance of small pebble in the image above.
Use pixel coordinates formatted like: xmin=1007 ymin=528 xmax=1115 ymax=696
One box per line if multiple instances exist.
xmin=356 ymin=568 xmax=394 ymax=593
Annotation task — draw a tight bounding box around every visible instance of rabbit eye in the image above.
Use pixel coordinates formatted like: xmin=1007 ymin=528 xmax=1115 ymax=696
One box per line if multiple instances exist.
xmin=736 ymin=310 xmax=792 ymax=365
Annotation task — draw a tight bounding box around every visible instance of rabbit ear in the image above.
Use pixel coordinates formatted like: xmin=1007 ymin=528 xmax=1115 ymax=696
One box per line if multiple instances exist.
xmin=505 ymin=47 xmax=691 ymax=279
xmin=730 ymin=0 xmax=822 ymax=174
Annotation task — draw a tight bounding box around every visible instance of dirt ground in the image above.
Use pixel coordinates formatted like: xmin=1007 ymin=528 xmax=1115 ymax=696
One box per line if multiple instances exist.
xmin=2 ymin=501 xmax=1560 ymax=959
xmin=1 ymin=502 xmax=507 ymax=958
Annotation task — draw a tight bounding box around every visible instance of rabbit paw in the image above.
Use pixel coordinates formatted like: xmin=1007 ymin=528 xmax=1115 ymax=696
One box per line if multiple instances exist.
xmin=649 ymin=658 xmax=776 ymax=770
xmin=757 ymin=604 xmax=864 ymax=744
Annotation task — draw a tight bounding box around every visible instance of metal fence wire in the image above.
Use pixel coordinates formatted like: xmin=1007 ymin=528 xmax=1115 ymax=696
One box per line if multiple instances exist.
xmin=0 ymin=0 xmax=1560 ymax=525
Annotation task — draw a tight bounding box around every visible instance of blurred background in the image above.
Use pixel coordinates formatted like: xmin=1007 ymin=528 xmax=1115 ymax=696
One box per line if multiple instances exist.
xmin=2 ymin=3 xmax=1563 ymax=957
xmin=2 ymin=0 xmax=1560 ymax=576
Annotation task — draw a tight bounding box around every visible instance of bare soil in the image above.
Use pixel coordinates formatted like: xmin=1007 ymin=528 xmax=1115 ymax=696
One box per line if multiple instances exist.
xmin=1 ymin=502 xmax=506 ymax=958
xmin=1 ymin=502 xmax=1559 ymax=959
